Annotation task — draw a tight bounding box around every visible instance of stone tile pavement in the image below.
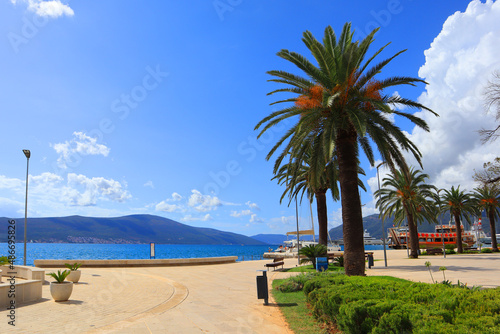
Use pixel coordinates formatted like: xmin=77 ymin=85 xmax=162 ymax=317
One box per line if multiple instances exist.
xmin=1 ymin=250 xmax=499 ymax=333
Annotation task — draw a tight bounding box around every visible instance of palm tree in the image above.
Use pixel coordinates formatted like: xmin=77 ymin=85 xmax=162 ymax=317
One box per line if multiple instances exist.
xmin=273 ymin=147 xmax=366 ymax=245
xmin=473 ymin=185 xmax=500 ymax=251
xmin=375 ymin=168 xmax=437 ymax=258
xmin=255 ymin=23 xmax=436 ymax=275
xmin=441 ymin=186 xmax=478 ymax=253
xmin=273 ymin=148 xmax=339 ymax=246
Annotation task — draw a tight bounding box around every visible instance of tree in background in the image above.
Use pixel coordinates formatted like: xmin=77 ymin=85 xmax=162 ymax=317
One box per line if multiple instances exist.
xmin=480 ymin=70 xmax=500 ymax=143
xmin=473 ymin=157 xmax=500 ymax=186
xmin=473 ymin=185 xmax=500 ymax=252
xmin=255 ymin=23 xmax=436 ymax=275
xmin=376 ymin=168 xmax=436 ymax=258
xmin=441 ymin=186 xmax=478 ymax=253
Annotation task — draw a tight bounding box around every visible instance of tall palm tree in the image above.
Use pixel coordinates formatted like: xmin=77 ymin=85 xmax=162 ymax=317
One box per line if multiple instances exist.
xmin=375 ymin=168 xmax=437 ymax=258
xmin=473 ymin=185 xmax=500 ymax=251
xmin=441 ymin=186 xmax=478 ymax=253
xmin=273 ymin=148 xmax=338 ymax=246
xmin=273 ymin=147 xmax=366 ymax=245
xmin=255 ymin=23 xmax=436 ymax=275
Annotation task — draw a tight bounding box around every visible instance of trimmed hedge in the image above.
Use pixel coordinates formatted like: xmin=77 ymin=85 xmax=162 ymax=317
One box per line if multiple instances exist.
xmin=303 ymin=275 xmax=500 ymax=334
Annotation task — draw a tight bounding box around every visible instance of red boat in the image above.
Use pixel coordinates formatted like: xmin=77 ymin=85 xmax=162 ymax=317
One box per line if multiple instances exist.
xmin=388 ymin=223 xmax=476 ymax=249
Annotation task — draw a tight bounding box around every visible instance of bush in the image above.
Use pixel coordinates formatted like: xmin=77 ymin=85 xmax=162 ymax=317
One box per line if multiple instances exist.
xmin=304 ymin=274 xmax=500 ymax=334
xmin=0 ymin=256 xmax=9 ymax=266
xmin=276 ymin=273 xmax=317 ymax=292
xmin=298 ymin=244 xmax=327 ymax=267
xmin=482 ymin=248 xmax=494 ymax=253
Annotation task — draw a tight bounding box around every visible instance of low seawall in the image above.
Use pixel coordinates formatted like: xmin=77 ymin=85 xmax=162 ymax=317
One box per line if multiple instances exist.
xmin=34 ymin=256 xmax=238 ymax=268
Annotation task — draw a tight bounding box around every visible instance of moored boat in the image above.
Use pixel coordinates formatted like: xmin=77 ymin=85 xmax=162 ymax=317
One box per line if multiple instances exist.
xmin=388 ymin=223 xmax=476 ymax=249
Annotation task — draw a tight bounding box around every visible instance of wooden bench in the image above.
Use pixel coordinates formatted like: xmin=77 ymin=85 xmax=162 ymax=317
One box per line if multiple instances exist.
xmin=426 ymin=248 xmax=443 ymax=255
xmin=265 ymin=257 xmax=284 ymax=271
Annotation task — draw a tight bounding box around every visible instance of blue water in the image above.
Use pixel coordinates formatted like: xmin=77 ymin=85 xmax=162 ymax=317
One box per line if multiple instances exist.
xmin=0 ymin=243 xmax=278 ymax=266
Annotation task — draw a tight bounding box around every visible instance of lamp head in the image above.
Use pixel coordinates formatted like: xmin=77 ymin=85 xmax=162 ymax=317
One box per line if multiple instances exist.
xmin=23 ymin=149 xmax=30 ymax=159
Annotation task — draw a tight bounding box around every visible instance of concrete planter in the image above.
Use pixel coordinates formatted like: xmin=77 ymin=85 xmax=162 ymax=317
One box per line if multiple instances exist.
xmin=50 ymin=281 xmax=73 ymax=302
xmin=66 ymin=270 xmax=81 ymax=283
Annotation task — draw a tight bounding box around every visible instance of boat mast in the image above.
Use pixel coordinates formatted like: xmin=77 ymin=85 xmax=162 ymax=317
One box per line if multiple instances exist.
xmin=309 ymin=194 xmax=315 ymax=243
xmin=295 ymin=197 xmax=300 ymax=265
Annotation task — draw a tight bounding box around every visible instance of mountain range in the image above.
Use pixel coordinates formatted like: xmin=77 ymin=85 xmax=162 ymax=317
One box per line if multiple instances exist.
xmin=0 ymin=214 xmax=266 ymax=245
xmin=251 ymin=212 xmax=495 ymax=245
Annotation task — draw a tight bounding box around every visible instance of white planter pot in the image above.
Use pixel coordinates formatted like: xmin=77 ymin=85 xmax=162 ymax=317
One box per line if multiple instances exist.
xmin=67 ymin=270 xmax=81 ymax=283
xmin=50 ymin=281 xmax=73 ymax=302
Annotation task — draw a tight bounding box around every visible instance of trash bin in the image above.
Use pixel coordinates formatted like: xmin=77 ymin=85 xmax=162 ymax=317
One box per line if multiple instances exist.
xmin=367 ymin=253 xmax=374 ymax=268
xmin=256 ymin=270 xmax=269 ymax=305
xmin=316 ymin=257 xmax=328 ymax=272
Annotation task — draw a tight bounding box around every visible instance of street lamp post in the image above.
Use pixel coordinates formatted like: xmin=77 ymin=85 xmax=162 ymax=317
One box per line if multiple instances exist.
xmin=376 ymin=162 xmax=388 ymax=267
xmin=437 ymin=189 xmax=446 ymax=259
xmin=23 ymin=149 xmax=30 ymax=266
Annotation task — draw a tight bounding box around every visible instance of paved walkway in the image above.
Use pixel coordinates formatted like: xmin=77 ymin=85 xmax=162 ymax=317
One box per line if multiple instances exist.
xmin=0 ymin=260 xmax=297 ymax=334
xmin=366 ymin=249 xmax=500 ymax=288
xmin=1 ymin=251 xmax=499 ymax=333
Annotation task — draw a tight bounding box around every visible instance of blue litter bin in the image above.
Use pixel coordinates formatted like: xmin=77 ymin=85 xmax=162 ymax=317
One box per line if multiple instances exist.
xmin=316 ymin=257 xmax=328 ymax=272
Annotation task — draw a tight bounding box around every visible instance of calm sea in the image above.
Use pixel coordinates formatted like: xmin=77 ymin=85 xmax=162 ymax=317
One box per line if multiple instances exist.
xmin=1 ymin=243 xmax=279 ymax=266
xmin=1 ymin=243 xmax=384 ymax=267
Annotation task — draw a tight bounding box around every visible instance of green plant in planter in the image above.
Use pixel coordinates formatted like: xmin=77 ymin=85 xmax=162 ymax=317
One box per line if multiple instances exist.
xmin=64 ymin=263 xmax=82 ymax=271
xmin=0 ymin=256 xmax=9 ymax=265
xmin=47 ymin=270 xmax=70 ymax=283
xmin=298 ymin=244 xmax=327 ymax=268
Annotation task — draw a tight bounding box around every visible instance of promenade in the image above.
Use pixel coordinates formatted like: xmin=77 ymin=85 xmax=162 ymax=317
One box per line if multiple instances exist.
xmin=1 ymin=250 xmax=499 ymax=333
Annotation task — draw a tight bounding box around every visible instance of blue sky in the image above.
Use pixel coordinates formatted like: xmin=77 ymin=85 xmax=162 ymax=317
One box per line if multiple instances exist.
xmin=1 ymin=0 xmax=499 ymax=237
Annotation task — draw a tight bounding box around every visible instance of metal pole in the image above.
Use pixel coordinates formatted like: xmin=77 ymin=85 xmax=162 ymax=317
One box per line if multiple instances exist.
xmin=406 ymin=217 xmax=410 ymax=258
xmin=23 ymin=149 xmax=30 ymax=266
xmin=438 ymin=190 xmax=446 ymax=259
xmin=295 ymin=198 xmax=300 ymax=266
xmin=376 ymin=162 xmax=387 ymax=267
xmin=309 ymin=196 xmax=315 ymax=243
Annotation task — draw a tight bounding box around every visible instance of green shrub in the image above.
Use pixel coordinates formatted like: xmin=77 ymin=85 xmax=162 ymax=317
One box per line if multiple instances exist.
xmin=0 ymin=256 xmax=9 ymax=266
xmin=303 ymin=274 xmax=500 ymax=334
xmin=482 ymin=248 xmax=494 ymax=253
xmin=298 ymin=244 xmax=327 ymax=267
xmin=276 ymin=273 xmax=317 ymax=292
xmin=64 ymin=262 xmax=82 ymax=271
xmin=46 ymin=269 xmax=70 ymax=283
xmin=332 ymin=256 xmax=344 ymax=267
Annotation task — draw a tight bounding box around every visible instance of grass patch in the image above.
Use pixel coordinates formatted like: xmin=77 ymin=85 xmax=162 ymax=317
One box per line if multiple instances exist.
xmin=285 ymin=264 xmax=344 ymax=273
xmin=272 ymin=278 xmax=331 ymax=334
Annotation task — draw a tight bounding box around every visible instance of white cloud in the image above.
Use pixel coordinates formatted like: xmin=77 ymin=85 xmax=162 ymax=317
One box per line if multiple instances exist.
xmin=172 ymin=192 xmax=182 ymax=201
xmin=245 ymin=201 xmax=260 ymax=210
xmin=0 ymin=172 xmax=131 ymax=214
xmin=230 ymin=209 xmax=252 ymax=218
xmin=155 ymin=202 xmax=182 ymax=213
xmin=0 ymin=197 xmax=24 ymax=217
xmin=406 ymin=0 xmax=500 ymax=192
xmin=249 ymin=214 xmax=263 ymax=223
xmin=0 ymin=175 xmax=24 ymax=190
xmin=187 ymin=189 xmax=222 ymax=212
xmin=181 ymin=214 xmax=212 ymax=222
xmin=52 ymin=132 xmax=110 ymax=169
xmin=63 ymin=173 xmax=131 ymax=206
xmin=11 ymin=0 xmax=74 ymax=18
xmin=144 ymin=181 xmax=154 ymax=189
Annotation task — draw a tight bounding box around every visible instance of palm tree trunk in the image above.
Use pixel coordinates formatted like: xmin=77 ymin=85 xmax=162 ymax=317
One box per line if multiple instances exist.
xmin=488 ymin=209 xmax=498 ymax=251
xmin=406 ymin=212 xmax=419 ymax=258
xmin=315 ymin=190 xmax=328 ymax=246
xmin=337 ymin=130 xmax=365 ymax=276
xmin=454 ymin=212 xmax=463 ymax=253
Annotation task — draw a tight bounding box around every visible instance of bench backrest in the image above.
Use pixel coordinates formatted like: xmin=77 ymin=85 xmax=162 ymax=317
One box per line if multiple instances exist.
xmin=274 ymin=257 xmax=284 ymax=262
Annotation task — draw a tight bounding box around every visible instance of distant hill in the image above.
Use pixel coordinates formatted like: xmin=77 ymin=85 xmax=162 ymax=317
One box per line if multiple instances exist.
xmin=251 ymin=234 xmax=286 ymax=245
xmin=0 ymin=214 xmax=266 ymax=245
xmin=329 ymin=212 xmax=494 ymax=240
